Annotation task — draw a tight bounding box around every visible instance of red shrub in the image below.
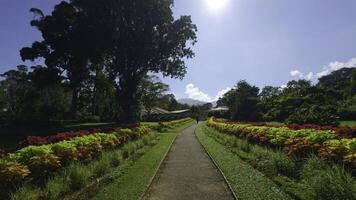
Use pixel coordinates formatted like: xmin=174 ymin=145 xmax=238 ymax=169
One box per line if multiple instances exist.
xmin=334 ymin=127 xmax=355 ymax=139
xmin=49 ymin=130 xmax=91 ymax=143
xmin=17 ymin=136 xmax=49 ymax=147
xmin=317 ymin=146 xmax=348 ymax=163
xmin=284 ymin=138 xmax=321 ymax=158
xmin=246 ymin=132 xmax=271 ymax=146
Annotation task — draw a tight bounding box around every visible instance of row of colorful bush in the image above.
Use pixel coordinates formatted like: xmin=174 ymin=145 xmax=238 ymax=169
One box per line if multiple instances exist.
xmin=0 ymin=126 xmax=150 ymax=189
xmin=199 ymin=125 xmax=356 ymax=200
xmin=223 ymin=120 xmax=356 ymax=139
xmin=17 ymin=124 xmax=138 ymax=148
xmin=207 ymin=118 xmax=356 ymax=167
xmin=15 ymin=118 xmax=193 ymax=149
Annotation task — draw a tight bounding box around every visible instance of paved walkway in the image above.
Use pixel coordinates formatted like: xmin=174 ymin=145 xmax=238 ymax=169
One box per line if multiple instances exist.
xmin=142 ymin=124 xmax=234 ymax=200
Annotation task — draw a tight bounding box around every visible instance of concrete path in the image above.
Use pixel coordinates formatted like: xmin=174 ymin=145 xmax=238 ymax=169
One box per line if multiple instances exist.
xmin=142 ymin=124 xmax=234 ymax=200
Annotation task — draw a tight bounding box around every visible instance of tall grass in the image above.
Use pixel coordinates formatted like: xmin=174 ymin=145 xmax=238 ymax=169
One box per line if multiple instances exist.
xmin=10 ymin=185 xmax=41 ymax=200
xmin=66 ymin=164 xmax=91 ymax=190
xmin=44 ymin=176 xmax=69 ymax=200
xmin=201 ymin=124 xmax=356 ymax=200
xmin=301 ymin=156 xmax=356 ymax=200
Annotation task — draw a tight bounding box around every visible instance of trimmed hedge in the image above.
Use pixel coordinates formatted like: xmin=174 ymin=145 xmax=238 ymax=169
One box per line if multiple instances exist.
xmin=207 ymin=118 xmax=355 ymax=167
xmin=0 ymin=126 xmax=150 ymax=192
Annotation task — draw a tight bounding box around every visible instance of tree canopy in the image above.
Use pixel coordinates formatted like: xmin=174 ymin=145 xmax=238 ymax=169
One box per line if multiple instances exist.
xmin=17 ymin=0 xmax=197 ymax=123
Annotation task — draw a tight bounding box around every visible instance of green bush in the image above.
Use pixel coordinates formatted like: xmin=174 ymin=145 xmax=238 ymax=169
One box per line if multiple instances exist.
xmin=10 ymin=185 xmax=41 ymax=200
xmin=92 ymin=157 xmax=110 ymax=178
xmin=286 ymin=106 xmax=339 ymax=126
xmin=44 ymin=176 xmax=68 ymax=200
xmin=104 ymin=151 xmax=121 ymax=167
xmin=301 ymin=156 xmax=356 ymax=200
xmin=66 ymin=164 xmax=90 ymax=190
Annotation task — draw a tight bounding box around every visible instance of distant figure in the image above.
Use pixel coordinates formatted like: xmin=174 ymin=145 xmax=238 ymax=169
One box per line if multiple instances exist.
xmin=196 ymin=117 xmax=199 ymax=124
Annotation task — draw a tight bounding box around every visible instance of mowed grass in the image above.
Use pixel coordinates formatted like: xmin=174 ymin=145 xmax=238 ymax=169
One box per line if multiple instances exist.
xmin=89 ymin=122 xmax=192 ymax=200
xmin=90 ymin=133 xmax=177 ymax=200
xmin=195 ymin=123 xmax=292 ymax=200
xmin=340 ymin=120 xmax=356 ymax=127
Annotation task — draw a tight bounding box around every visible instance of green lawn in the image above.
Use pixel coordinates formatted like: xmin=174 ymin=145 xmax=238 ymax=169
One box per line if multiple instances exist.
xmin=89 ymin=122 xmax=193 ymax=200
xmin=195 ymin=123 xmax=292 ymax=200
xmin=339 ymin=120 xmax=356 ymax=127
xmin=90 ymin=133 xmax=180 ymax=200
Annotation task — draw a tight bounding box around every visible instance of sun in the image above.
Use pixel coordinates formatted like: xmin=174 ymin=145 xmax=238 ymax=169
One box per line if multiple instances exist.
xmin=205 ymin=0 xmax=230 ymax=13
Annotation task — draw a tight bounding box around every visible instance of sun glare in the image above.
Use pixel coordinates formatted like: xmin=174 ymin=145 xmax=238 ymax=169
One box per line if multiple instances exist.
xmin=205 ymin=0 xmax=230 ymax=13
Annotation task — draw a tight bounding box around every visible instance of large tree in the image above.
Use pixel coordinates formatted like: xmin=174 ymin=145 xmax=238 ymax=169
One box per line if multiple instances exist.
xmin=22 ymin=0 xmax=197 ymax=123
xmin=82 ymin=0 xmax=197 ymax=123
xmin=20 ymin=3 xmax=99 ymax=119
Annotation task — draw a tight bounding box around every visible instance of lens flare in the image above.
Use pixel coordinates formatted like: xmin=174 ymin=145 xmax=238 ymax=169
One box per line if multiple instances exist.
xmin=205 ymin=0 xmax=230 ymax=13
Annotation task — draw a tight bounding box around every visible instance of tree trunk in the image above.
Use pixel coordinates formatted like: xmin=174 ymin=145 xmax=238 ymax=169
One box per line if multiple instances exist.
xmin=71 ymin=88 xmax=79 ymax=119
xmin=92 ymin=80 xmax=97 ymax=116
xmin=117 ymin=75 xmax=141 ymax=124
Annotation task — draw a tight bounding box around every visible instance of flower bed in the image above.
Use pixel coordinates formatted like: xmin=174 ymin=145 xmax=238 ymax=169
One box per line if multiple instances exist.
xmin=17 ymin=124 xmax=138 ymax=148
xmin=223 ymin=121 xmax=356 ymax=139
xmin=207 ymin=118 xmax=356 ymax=167
xmin=0 ymin=126 xmax=150 ymax=189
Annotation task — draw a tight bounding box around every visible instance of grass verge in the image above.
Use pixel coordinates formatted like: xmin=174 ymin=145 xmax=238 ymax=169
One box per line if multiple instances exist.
xmin=90 ymin=132 xmax=178 ymax=200
xmin=195 ymin=123 xmax=292 ymax=200
xmin=339 ymin=120 xmax=356 ymax=127
xmin=198 ymin=123 xmax=356 ymax=200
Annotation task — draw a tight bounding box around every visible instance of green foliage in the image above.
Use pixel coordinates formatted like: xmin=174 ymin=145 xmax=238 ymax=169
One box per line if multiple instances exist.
xmin=301 ymin=156 xmax=356 ymax=200
xmin=66 ymin=164 xmax=91 ymax=190
xmin=196 ymin=124 xmax=292 ymax=200
xmin=140 ymin=75 xmax=170 ymax=118
xmin=201 ymin=123 xmax=356 ymax=200
xmin=44 ymin=176 xmax=69 ymax=200
xmin=218 ymin=80 xmax=260 ymax=121
xmin=286 ymin=105 xmax=339 ymax=126
xmin=28 ymin=154 xmax=61 ymax=181
xmin=207 ymin=118 xmax=355 ymax=167
xmin=91 ymin=158 xmax=110 ymax=178
xmin=0 ymin=161 xmax=30 ymax=185
xmin=10 ymin=185 xmax=41 ymax=200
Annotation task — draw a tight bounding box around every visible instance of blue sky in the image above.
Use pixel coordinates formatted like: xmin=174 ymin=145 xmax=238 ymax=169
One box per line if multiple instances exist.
xmin=1 ymin=0 xmax=356 ymax=102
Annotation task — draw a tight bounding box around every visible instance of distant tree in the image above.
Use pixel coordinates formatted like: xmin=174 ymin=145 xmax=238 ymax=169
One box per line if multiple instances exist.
xmin=140 ymin=76 xmax=169 ymax=118
xmin=258 ymin=86 xmax=281 ymax=121
xmin=190 ymin=105 xmax=200 ymax=121
xmin=201 ymin=103 xmax=213 ymax=110
xmin=158 ymin=94 xmax=190 ymax=111
xmin=0 ymin=66 xmax=71 ymax=122
xmin=220 ymin=80 xmax=260 ymax=121
xmin=260 ymin=86 xmax=281 ymax=99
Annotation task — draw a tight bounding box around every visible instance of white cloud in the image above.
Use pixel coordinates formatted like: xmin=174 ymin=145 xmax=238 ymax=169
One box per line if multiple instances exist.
xmin=317 ymin=58 xmax=356 ymax=78
xmin=290 ymin=70 xmax=303 ymax=78
xmin=185 ymin=83 xmax=212 ymax=102
xmin=306 ymin=72 xmax=314 ymax=80
xmin=184 ymin=84 xmax=231 ymax=102
xmin=288 ymin=57 xmax=356 ymax=82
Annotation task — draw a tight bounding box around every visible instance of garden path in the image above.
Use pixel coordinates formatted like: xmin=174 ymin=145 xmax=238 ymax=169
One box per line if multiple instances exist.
xmin=142 ymin=124 xmax=234 ymax=200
